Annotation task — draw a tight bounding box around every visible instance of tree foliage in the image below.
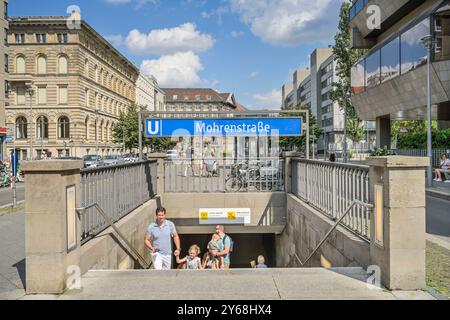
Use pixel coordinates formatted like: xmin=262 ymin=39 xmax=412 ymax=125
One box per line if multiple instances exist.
xmin=112 ymin=104 xmax=176 ymax=153
xmin=112 ymin=104 xmax=140 ymax=152
xmin=280 ymin=103 xmax=324 ymax=151
xmin=330 ymin=0 xmax=366 ymax=144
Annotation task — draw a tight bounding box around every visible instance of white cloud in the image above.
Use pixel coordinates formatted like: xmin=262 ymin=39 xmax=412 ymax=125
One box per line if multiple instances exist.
xmin=229 ymin=0 xmax=340 ymax=46
xmin=104 ymin=0 xmax=131 ymax=4
xmin=125 ymin=23 xmax=215 ymax=55
xmin=231 ymin=31 xmax=245 ymax=38
xmin=140 ymin=51 xmax=204 ymax=87
xmin=253 ymin=89 xmax=282 ymax=110
xmin=249 ymin=71 xmax=259 ymax=78
xmin=201 ymin=6 xmax=229 ymax=24
xmin=105 ymin=34 xmax=124 ymax=47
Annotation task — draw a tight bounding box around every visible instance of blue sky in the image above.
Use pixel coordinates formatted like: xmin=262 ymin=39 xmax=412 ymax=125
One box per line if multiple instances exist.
xmin=9 ymin=0 xmax=343 ymax=109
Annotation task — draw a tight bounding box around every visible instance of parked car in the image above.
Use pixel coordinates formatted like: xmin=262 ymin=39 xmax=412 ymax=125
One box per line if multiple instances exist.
xmin=166 ymin=150 xmax=179 ymax=161
xmin=103 ymin=155 xmax=126 ymax=166
xmin=123 ymin=154 xmax=138 ymax=163
xmin=83 ymin=155 xmax=104 ymax=168
xmin=58 ymin=156 xmax=83 ymax=161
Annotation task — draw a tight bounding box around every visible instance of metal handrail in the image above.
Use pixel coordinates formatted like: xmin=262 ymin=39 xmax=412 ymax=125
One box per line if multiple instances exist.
xmin=77 ymin=203 xmax=152 ymax=270
xmin=289 ymin=200 xmax=374 ymax=267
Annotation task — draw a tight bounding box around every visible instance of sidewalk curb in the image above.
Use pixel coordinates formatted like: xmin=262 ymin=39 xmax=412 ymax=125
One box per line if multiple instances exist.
xmin=0 ymin=201 xmax=25 ymax=210
xmin=426 ymin=286 xmax=449 ymax=300
xmin=427 ymin=189 xmax=450 ymax=201
xmin=426 ymin=234 xmax=450 ymax=251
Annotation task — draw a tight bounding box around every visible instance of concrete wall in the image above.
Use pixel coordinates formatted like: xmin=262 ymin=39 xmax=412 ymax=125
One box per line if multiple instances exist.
xmin=276 ymin=194 xmax=370 ymax=269
xmin=161 ymin=192 xmax=287 ymax=227
xmin=79 ymin=198 xmax=159 ymax=274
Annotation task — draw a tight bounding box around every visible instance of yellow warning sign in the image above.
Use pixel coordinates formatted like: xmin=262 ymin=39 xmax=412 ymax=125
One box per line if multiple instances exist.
xmin=228 ymin=211 xmax=237 ymax=220
xmin=200 ymin=212 xmax=209 ymax=220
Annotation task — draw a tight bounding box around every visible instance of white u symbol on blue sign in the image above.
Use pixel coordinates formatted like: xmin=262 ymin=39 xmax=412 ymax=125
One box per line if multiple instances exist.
xmin=147 ymin=120 xmax=161 ymax=136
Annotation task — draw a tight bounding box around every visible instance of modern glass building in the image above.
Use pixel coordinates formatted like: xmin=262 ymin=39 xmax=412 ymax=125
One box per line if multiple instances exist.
xmin=350 ymin=0 xmax=450 ymax=148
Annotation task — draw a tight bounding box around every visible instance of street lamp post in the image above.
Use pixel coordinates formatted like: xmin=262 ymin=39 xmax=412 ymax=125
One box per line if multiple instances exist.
xmin=342 ymin=85 xmax=348 ymax=163
xmin=421 ymin=35 xmax=436 ymax=187
xmin=95 ymin=109 xmax=99 ymax=164
xmin=26 ymin=87 xmax=35 ymax=160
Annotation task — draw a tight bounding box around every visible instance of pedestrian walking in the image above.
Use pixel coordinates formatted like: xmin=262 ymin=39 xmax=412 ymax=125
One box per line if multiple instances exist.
xmin=144 ymin=207 xmax=181 ymax=270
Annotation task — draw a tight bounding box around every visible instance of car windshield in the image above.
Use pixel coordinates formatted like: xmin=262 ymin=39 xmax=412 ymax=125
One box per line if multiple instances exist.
xmin=84 ymin=155 xmax=99 ymax=161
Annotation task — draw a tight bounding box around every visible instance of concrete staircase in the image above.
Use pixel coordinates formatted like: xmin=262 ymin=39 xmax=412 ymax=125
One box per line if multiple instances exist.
xmin=54 ymin=267 xmax=434 ymax=300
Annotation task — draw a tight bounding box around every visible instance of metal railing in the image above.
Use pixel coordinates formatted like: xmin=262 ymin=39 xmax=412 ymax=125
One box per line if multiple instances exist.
xmin=391 ymin=149 xmax=449 ymax=168
xmin=80 ymin=160 xmax=157 ymax=244
xmin=291 ymin=159 xmax=371 ymax=240
xmin=288 ymin=200 xmax=374 ymax=268
xmin=164 ymin=157 xmax=285 ymax=193
xmin=77 ymin=203 xmax=152 ymax=269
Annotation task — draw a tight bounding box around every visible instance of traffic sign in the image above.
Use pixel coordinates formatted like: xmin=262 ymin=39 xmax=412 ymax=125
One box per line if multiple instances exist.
xmin=145 ymin=118 xmax=303 ymax=138
xmin=6 ymin=136 xmax=14 ymax=143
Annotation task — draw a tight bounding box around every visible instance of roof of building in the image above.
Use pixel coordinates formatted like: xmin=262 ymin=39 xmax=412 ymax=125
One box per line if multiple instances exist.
xmin=9 ymin=16 xmax=139 ymax=74
xmin=163 ymin=88 xmax=235 ymax=105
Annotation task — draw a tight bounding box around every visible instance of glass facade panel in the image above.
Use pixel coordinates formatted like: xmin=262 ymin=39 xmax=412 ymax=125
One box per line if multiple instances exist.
xmin=400 ymin=18 xmax=430 ymax=74
xmin=351 ymin=60 xmax=365 ymax=94
xmin=434 ymin=11 xmax=450 ymax=62
xmin=381 ymin=37 xmax=400 ymax=83
xmin=365 ymin=50 xmax=380 ymax=88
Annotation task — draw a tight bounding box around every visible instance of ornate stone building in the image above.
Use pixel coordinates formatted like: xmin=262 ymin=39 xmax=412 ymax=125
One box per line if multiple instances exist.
xmin=163 ymin=88 xmax=237 ymax=116
xmin=6 ymin=16 xmax=139 ymax=159
xmin=0 ymin=0 xmax=8 ymax=160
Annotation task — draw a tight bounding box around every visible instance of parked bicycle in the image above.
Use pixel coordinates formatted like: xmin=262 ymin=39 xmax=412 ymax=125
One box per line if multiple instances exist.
xmin=225 ymin=160 xmax=283 ymax=192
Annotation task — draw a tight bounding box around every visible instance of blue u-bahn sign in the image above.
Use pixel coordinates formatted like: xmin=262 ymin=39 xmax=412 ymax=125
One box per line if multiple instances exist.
xmin=145 ymin=118 xmax=303 ymax=137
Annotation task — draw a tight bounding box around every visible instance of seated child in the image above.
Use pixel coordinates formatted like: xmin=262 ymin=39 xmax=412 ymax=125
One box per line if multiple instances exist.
xmin=203 ymin=234 xmax=224 ymax=269
xmin=175 ymin=245 xmax=203 ymax=270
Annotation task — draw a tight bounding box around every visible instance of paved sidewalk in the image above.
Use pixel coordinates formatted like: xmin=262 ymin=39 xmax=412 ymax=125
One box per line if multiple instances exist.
xmin=0 ymin=211 xmax=26 ymax=300
xmin=427 ymin=181 xmax=450 ymax=201
xmin=24 ymin=268 xmax=434 ymax=300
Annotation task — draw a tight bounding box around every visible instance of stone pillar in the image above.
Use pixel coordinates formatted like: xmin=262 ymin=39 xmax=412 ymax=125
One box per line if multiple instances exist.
xmin=147 ymin=153 xmax=167 ymax=196
xmin=367 ymin=156 xmax=429 ymax=290
xmin=283 ymin=152 xmax=302 ymax=194
xmin=23 ymin=160 xmax=83 ymax=294
xmin=376 ymin=117 xmax=391 ymax=149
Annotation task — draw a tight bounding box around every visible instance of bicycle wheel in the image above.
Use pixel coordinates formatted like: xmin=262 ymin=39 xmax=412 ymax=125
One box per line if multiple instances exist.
xmin=225 ymin=177 xmax=243 ymax=192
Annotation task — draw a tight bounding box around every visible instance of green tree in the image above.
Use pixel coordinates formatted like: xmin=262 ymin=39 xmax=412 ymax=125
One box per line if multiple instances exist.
xmin=112 ymin=104 xmax=140 ymax=152
xmin=112 ymin=104 xmax=177 ymax=154
xmin=330 ymin=0 xmax=366 ymax=146
xmin=280 ymin=103 xmax=324 ymax=151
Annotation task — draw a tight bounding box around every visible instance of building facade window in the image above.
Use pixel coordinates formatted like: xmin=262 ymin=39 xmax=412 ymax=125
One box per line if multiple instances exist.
xmin=381 ymin=37 xmax=400 ymax=83
xmin=37 ymin=55 xmax=47 ymax=74
xmin=4 ymin=1 xmax=7 ymax=19
xmin=37 ymin=86 xmax=47 ymax=104
xmin=58 ymin=85 xmax=68 ymax=105
xmin=85 ymin=117 xmax=89 ymax=141
xmin=4 ymin=28 xmax=7 ymax=46
xmin=365 ymin=49 xmax=380 ymax=88
xmin=36 ymin=33 xmax=47 ymax=44
xmin=85 ymin=88 xmax=90 ymax=107
xmin=57 ymin=33 xmax=68 ymax=44
xmin=351 ymin=17 xmax=430 ymax=94
xmin=16 ymin=86 xmax=25 ymax=105
xmin=16 ymin=116 xmax=27 ymax=139
xmin=15 ymin=33 xmax=25 ymax=44
xmin=58 ymin=116 xmax=70 ymax=139
xmin=58 ymin=55 xmax=68 ymax=74
xmin=4 ymin=53 xmax=7 ymax=72
xmin=36 ymin=116 xmax=49 ymax=139
xmin=401 ymin=18 xmax=429 ymax=74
